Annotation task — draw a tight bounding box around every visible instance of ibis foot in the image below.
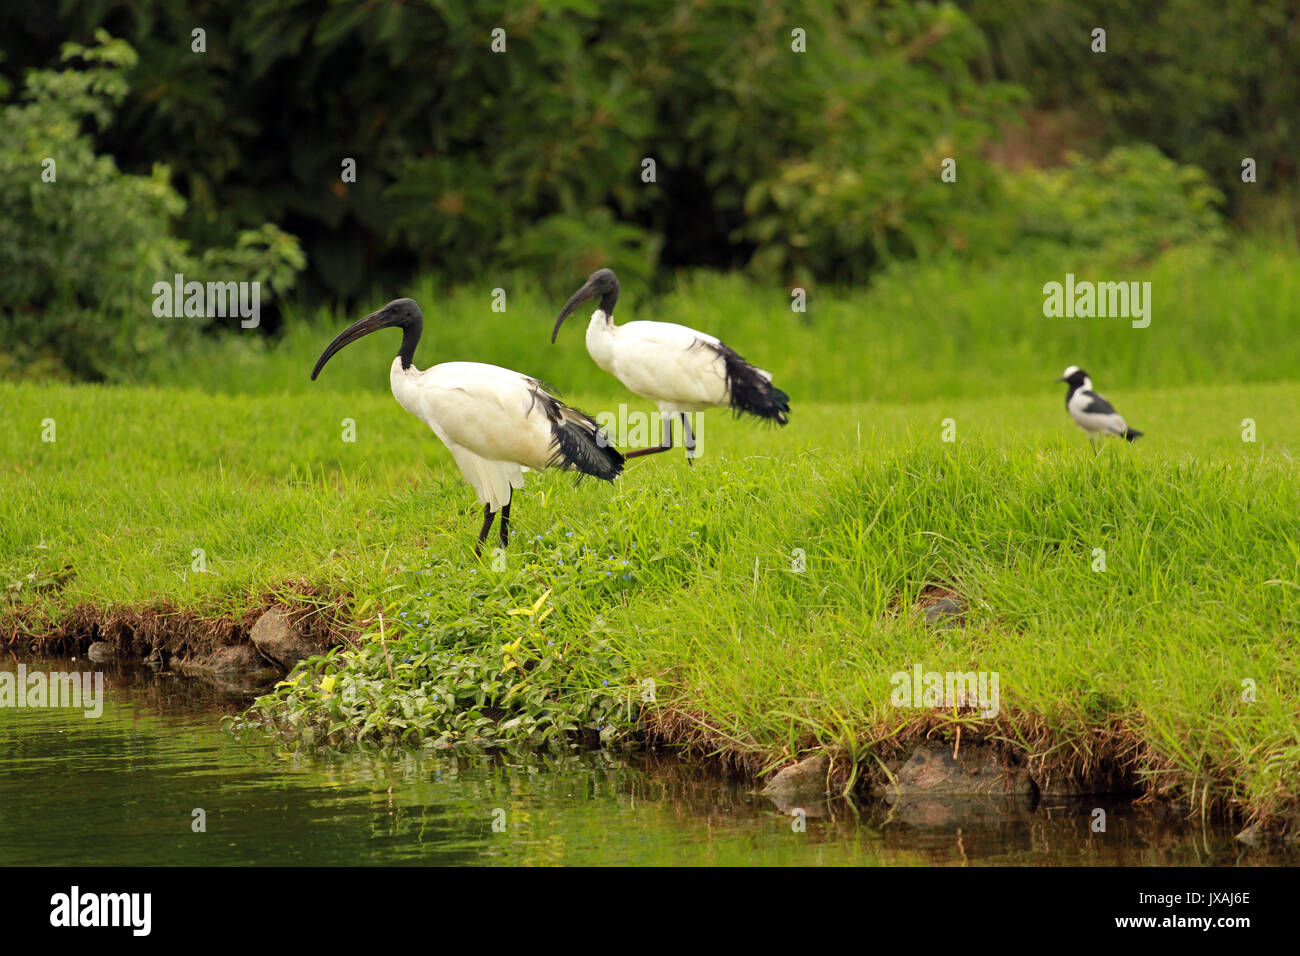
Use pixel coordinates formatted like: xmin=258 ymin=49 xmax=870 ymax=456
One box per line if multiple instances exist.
xmin=498 ymin=499 xmax=511 ymax=550
xmin=680 ymin=413 xmax=697 ymax=466
xmin=475 ymin=503 xmax=495 ymax=556
xmin=624 ymin=416 xmax=674 ymax=459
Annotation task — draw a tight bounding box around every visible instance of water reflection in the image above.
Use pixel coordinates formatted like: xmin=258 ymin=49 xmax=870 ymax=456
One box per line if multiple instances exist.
xmin=0 ymin=658 xmax=1289 ymax=866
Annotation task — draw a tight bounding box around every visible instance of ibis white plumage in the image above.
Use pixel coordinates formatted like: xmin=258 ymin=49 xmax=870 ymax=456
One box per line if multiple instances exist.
xmin=311 ymin=298 xmax=623 ymax=551
xmin=551 ymin=269 xmax=790 ymax=460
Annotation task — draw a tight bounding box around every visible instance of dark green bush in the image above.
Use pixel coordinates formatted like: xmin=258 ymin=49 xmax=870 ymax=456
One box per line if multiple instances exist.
xmin=998 ymin=145 xmax=1227 ymax=261
xmin=0 ymin=2 xmax=1247 ymax=339
xmin=964 ymin=0 xmax=1300 ymax=228
xmin=0 ymin=32 xmax=303 ymax=381
xmin=0 ymin=2 xmax=1025 ymax=294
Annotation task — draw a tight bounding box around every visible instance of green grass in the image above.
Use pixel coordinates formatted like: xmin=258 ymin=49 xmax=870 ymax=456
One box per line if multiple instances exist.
xmin=136 ymin=238 xmax=1300 ymax=404
xmin=3 ymin=242 xmax=1299 ymax=825
xmin=3 ymin=373 xmax=1298 ymax=821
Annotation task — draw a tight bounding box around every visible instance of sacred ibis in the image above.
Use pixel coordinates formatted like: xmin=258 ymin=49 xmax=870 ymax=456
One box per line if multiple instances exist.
xmin=311 ymin=298 xmax=623 ymax=552
xmin=1057 ymin=366 xmax=1143 ymax=453
xmin=551 ymin=269 xmax=790 ymax=461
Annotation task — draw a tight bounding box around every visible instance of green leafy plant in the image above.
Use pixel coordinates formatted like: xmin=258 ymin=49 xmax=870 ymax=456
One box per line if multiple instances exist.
xmin=999 ymin=145 xmax=1227 ymax=262
xmin=239 ymin=541 xmax=640 ymax=750
xmin=0 ymin=31 xmax=303 ymax=381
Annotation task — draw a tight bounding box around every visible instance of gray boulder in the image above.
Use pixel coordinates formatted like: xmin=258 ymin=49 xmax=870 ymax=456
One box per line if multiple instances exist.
xmin=174 ymin=643 xmax=279 ymax=680
xmin=249 ymin=607 xmax=317 ymax=670
xmin=880 ymin=741 xmax=1032 ymax=798
xmin=86 ymin=641 xmax=117 ymax=662
xmin=762 ymin=752 xmax=830 ymax=798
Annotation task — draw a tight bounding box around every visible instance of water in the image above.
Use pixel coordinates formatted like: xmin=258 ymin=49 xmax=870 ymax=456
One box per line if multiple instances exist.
xmin=0 ymin=659 xmax=1282 ymax=866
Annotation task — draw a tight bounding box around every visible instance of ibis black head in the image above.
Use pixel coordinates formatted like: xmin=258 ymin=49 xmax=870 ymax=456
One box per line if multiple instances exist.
xmin=552 ymin=268 xmax=619 ymax=344
xmin=1056 ymin=365 xmax=1089 ymax=388
xmin=311 ymin=298 xmax=424 ymax=380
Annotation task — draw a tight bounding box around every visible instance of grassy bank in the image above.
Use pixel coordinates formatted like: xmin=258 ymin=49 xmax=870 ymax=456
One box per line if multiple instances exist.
xmin=4 ymin=241 xmax=1299 ymax=827
xmin=3 ymin=371 xmax=1298 ymax=825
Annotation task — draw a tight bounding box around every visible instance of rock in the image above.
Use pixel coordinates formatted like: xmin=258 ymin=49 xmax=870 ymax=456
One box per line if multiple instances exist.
xmin=923 ymin=596 xmax=965 ymax=627
xmin=249 ymin=607 xmax=317 ymax=670
xmin=1235 ymin=822 xmax=1263 ymax=847
xmin=762 ymin=752 xmax=830 ymax=797
xmin=1232 ymin=819 xmax=1300 ymax=847
xmin=917 ymin=587 xmax=966 ymax=628
xmin=764 ymin=792 xmax=834 ymax=818
xmin=174 ymin=644 xmax=280 ymax=685
xmin=879 ymin=741 xmax=1032 ymax=799
xmin=86 ymin=641 xmax=117 ymax=662
xmin=885 ymin=794 xmax=1032 ymax=828
xmin=876 ymin=743 xmax=1035 ymax=828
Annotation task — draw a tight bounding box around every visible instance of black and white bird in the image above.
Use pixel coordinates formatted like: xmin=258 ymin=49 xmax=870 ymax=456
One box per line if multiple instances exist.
xmin=551 ymin=269 xmax=790 ymax=460
xmin=1057 ymin=366 xmax=1143 ymax=450
xmin=312 ymin=298 xmax=623 ymax=552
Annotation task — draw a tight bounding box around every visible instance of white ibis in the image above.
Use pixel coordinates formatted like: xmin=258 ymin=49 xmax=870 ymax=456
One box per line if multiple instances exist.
xmin=1057 ymin=366 xmax=1143 ymax=452
xmin=312 ymin=298 xmax=624 ymax=552
xmin=551 ymin=269 xmax=790 ymax=461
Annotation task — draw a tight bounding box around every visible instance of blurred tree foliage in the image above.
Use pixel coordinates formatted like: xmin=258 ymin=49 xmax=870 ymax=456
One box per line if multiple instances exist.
xmin=2 ymin=0 xmax=1026 ymax=296
xmin=0 ymin=31 xmax=304 ymax=380
xmin=997 ymin=146 xmax=1227 ymax=262
xmin=0 ymin=0 xmax=1261 ymax=311
xmin=962 ymin=0 xmax=1300 ymax=227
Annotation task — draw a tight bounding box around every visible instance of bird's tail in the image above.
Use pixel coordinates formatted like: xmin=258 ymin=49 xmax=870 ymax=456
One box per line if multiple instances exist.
xmin=710 ymin=343 xmax=791 ymax=425
xmin=546 ymin=403 xmax=625 ymax=481
xmin=1124 ymin=428 xmax=1143 ymax=442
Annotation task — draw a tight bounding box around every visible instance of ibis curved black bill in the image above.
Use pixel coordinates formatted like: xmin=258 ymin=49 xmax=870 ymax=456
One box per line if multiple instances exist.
xmin=551 ymin=283 xmax=595 ymax=344
xmin=552 ymin=268 xmax=619 ymax=344
xmin=311 ymin=298 xmax=424 ymax=379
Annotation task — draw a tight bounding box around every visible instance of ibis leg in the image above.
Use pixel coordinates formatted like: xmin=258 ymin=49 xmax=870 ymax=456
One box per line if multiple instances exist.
xmin=624 ymin=414 xmax=674 ymax=459
xmin=475 ymin=504 xmax=495 ymax=556
xmin=680 ymin=413 xmax=697 ymax=465
xmin=498 ymin=495 xmax=511 ymax=550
